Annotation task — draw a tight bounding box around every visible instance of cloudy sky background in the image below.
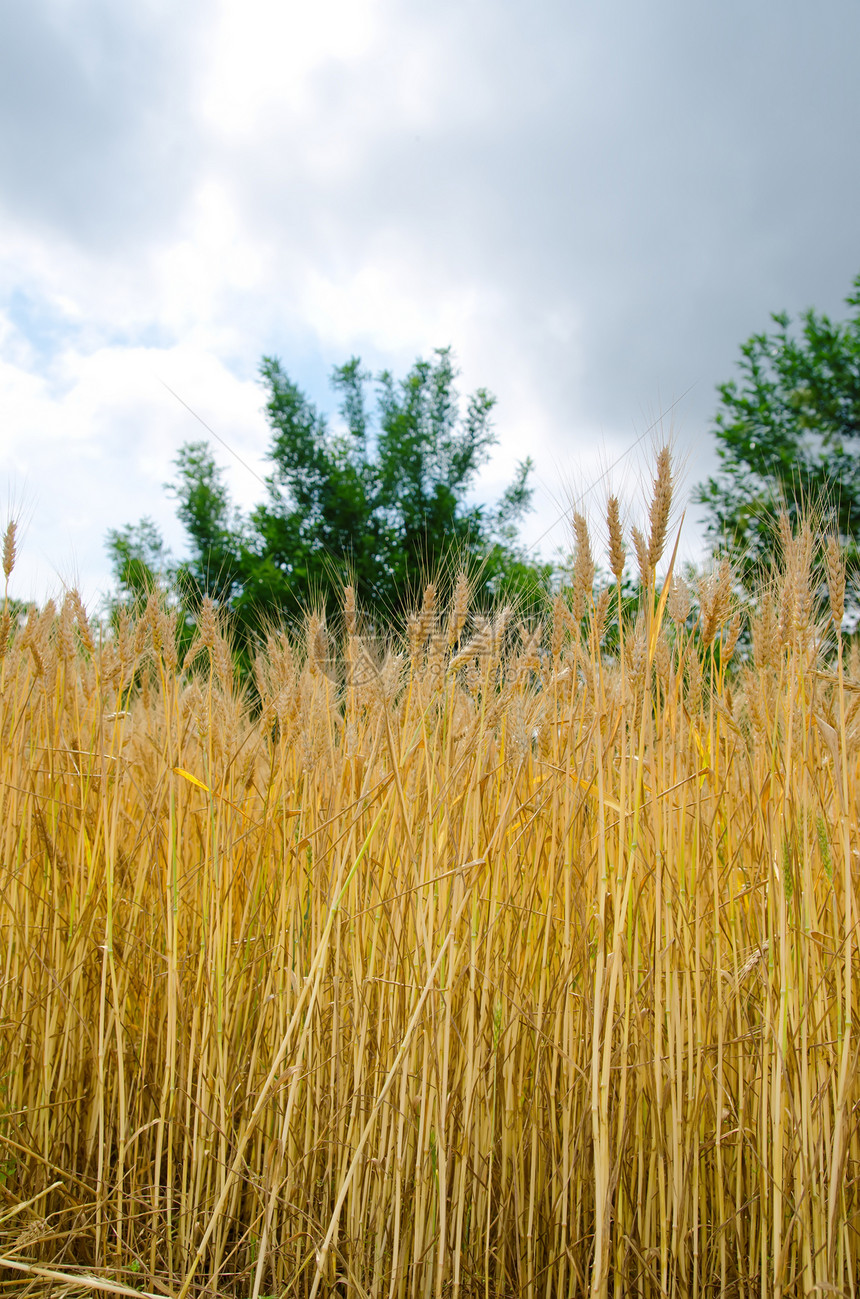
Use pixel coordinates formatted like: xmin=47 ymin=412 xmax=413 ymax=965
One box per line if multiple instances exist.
xmin=2 ymin=0 xmax=859 ymax=606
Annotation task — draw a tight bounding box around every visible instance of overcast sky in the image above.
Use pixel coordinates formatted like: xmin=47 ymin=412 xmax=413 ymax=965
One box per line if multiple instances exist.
xmin=2 ymin=0 xmax=859 ymax=606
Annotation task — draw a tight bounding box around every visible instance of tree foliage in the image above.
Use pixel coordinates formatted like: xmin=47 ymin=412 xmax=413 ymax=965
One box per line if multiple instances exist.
xmin=107 ymin=349 xmax=552 ymax=640
xmin=105 ymin=517 xmax=170 ymax=609
xmin=695 ymin=271 xmax=860 ymax=594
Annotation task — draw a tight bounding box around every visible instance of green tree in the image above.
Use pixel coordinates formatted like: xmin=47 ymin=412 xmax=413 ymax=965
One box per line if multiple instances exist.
xmin=105 ymin=517 xmax=171 ymax=610
xmin=108 ymin=349 xmax=552 ymax=640
xmin=695 ymin=271 xmax=860 ymax=594
xmin=167 ymin=442 xmax=242 ymax=603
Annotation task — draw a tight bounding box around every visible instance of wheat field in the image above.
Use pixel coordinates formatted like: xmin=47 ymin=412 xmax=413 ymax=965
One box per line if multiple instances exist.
xmin=1 ymin=461 xmax=858 ymax=1297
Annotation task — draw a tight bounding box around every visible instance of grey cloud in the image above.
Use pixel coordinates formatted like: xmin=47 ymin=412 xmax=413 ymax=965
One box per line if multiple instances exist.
xmin=236 ymin=0 xmax=860 ymax=461
xmin=0 ymin=0 xmax=206 ymax=248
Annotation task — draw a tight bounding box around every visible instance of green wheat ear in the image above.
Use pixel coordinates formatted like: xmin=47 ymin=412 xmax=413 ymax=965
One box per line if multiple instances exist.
xmin=782 ymin=833 xmax=794 ymax=905
xmin=492 ymin=998 xmax=503 ymax=1051
xmin=817 ymin=816 xmax=834 ymax=882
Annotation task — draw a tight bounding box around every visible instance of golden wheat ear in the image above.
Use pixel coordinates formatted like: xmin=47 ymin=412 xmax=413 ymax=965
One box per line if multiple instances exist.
xmin=2 ymin=518 xmax=16 ymax=582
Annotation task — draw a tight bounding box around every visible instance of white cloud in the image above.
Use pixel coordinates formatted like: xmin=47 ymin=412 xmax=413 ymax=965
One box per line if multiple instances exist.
xmin=0 ymin=332 xmax=269 ymax=606
xmin=200 ymin=0 xmax=381 ymax=138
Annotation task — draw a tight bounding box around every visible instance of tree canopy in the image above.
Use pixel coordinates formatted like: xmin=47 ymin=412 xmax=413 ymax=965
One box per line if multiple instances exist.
xmin=695 ymin=271 xmax=860 ymax=596
xmin=107 ymin=348 xmax=552 ymax=640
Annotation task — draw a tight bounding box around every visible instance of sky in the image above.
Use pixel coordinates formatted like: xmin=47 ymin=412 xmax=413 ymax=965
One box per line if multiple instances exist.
xmin=2 ymin=0 xmax=859 ymax=607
